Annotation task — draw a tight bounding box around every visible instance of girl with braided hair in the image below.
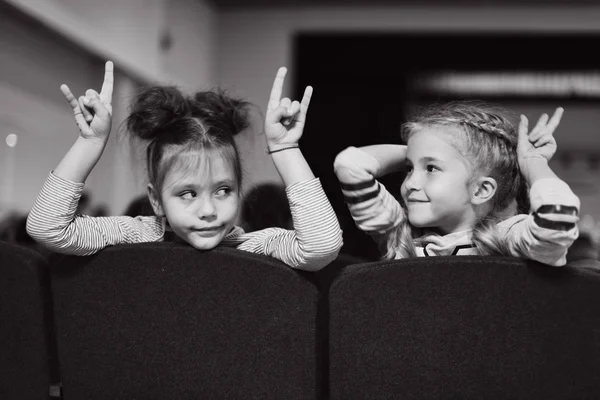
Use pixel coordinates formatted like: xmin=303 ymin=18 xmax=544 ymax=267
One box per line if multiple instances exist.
xmin=334 ymin=101 xmax=579 ymax=266
xmin=26 ymin=62 xmax=342 ymax=271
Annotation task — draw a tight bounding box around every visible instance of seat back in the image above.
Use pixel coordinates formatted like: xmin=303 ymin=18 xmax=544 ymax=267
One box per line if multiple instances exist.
xmin=51 ymin=243 xmax=319 ymax=400
xmin=0 ymin=241 xmax=52 ymax=400
xmin=329 ymin=256 xmax=600 ymax=400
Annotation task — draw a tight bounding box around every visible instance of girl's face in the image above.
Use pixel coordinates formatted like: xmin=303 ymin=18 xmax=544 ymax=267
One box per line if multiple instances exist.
xmin=400 ymin=127 xmax=477 ymax=235
xmin=152 ymin=153 xmax=241 ymax=250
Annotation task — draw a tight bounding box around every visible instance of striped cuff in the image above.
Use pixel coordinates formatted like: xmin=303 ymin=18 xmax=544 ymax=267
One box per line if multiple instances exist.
xmin=533 ymin=204 xmax=578 ymax=231
xmin=339 ymin=179 xmax=376 ymax=191
xmin=536 ymin=204 xmax=578 ymax=216
xmin=533 ymin=214 xmax=576 ymax=231
xmin=48 ymin=171 xmax=85 ymax=192
xmin=340 ymin=179 xmax=380 ymax=205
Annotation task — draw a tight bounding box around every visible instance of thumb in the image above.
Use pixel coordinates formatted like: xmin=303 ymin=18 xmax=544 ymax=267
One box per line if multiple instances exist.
xmin=518 ymin=115 xmax=529 ymax=146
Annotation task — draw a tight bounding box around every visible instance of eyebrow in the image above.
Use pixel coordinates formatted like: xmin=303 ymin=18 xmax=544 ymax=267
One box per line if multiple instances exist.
xmin=212 ymin=179 xmax=236 ymax=187
xmin=170 ymin=178 xmax=237 ymax=191
xmin=420 ymin=156 xmax=444 ymax=163
xmin=405 ymin=156 xmax=444 ymax=164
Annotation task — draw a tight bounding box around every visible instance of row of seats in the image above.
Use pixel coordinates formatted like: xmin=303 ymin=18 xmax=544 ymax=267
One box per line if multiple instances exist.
xmin=2 ymin=240 xmax=600 ymax=399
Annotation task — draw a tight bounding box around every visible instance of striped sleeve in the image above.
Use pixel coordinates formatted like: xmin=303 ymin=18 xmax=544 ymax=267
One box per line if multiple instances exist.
xmin=501 ymin=177 xmax=580 ymax=266
xmin=233 ymin=178 xmax=343 ymax=271
xmin=334 ymin=146 xmax=404 ymax=245
xmin=26 ymin=172 xmax=165 ymax=256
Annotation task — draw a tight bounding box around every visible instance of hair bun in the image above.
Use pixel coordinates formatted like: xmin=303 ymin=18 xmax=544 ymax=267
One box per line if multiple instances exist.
xmin=126 ymin=85 xmax=191 ymax=141
xmin=190 ymin=90 xmax=252 ymax=137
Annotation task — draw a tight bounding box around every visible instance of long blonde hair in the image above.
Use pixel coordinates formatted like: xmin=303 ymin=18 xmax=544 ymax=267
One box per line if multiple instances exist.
xmin=384 ymin=101 xmax=526 ymax=259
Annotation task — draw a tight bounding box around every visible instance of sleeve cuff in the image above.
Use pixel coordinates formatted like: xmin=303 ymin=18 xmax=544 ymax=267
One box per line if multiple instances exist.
xmin=48 ymin=171 xmax=86 ymax=192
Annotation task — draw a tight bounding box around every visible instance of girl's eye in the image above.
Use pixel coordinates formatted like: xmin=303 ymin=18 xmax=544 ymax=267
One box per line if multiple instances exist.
xmin=405 ymin=165 xmax=414 ymax=173
xmin=180 ymin=191 xmax=196 ymax=200
xmin=426 ymin=165 xmax=439 ymax=173
xmin=215 ymin=187 xmax=232 ymax=198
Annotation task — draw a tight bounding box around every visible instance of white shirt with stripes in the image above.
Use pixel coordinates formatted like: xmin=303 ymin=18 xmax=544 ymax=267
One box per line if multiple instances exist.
xmin=26 ymin=172 xmax=343 ymax=271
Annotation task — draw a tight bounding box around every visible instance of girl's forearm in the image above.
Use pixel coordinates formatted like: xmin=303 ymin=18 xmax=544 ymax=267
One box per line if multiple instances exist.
xmin=270 ymin=148 xmax=315 ymax=186
xmin=334 ymin=144 xmax=407 ymax=185
xmin=521 ymin=158 xmax=558 ymax=186
xmin=53 ymin=136 xmax=108 ymax=183
xmin=356 ymin=144 xmax=407 ymax=177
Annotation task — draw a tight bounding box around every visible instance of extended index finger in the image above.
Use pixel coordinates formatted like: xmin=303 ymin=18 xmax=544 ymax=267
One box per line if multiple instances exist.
xmin=60 ymin=84 xmax=87 ymax=127
xmin=268 ymin=67 xmax=287 ymax=110
xmin=60 ymin=84 xmax=80 ymax=110
xmin=100 ymin=61 xmax=114 ymax=101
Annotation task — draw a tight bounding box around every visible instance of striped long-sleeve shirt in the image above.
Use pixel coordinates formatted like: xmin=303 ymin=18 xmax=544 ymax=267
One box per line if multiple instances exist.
xmin=26 ymin=172 xmax=343 ymax=271
xmin=335 ymin=146 xmax=580 ymax=266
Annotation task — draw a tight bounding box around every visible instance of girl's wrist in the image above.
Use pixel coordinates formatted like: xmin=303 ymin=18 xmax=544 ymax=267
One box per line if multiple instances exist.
xmin=520 ymin=157 xmax=549 ymax=171
xmin=77 ymin=135 xmax=108 ymax=148
xmin=520 ymin=158 xmax=555 ymax=184
xmin=266 ymin=143 xmax=299 ymax=154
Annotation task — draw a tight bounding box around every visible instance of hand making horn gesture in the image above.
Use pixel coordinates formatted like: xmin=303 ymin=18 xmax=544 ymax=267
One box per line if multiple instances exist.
xmin=264 ymin=66 xmax=313 ymax=152
xmin=60 ymin=61 xmax=114 ymax=142
xmin=518 ymin=107 xmax=563 ymax=163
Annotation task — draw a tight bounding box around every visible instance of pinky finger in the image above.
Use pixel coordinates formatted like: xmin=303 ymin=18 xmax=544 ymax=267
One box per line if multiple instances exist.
xmin=545 ymin=107 xmax=564 ymax=133
xmin=297 ymin=86 xmax=313 ymax=123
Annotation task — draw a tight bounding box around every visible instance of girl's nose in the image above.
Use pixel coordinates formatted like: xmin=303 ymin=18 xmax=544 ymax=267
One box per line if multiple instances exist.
xmin=197 ymin=199 xmax=217 ymax=220
xmin=403 ymin=172 xmax=421 ymax=191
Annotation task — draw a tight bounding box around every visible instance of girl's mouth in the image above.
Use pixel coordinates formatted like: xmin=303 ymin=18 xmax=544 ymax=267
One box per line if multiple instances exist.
xmin=193 ymin=226 xmax=222 ymax=236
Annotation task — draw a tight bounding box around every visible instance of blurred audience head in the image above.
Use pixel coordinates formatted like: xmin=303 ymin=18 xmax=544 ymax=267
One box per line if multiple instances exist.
xmin=76 ymin=190 xmax=92 ymax=214
xmin=241 ymin=182 xmax=292 ymax=232
xmin=568 ymin=215 xmax=600 ymax=262
xmin=124 ymin=195 xmax=155 ymax=217
xmin=567 ymin=232 xmax=599 ymax=263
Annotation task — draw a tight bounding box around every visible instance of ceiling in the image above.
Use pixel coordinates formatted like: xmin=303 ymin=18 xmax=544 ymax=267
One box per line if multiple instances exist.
xmin=208 ymin=0 xmax=599 ymax=10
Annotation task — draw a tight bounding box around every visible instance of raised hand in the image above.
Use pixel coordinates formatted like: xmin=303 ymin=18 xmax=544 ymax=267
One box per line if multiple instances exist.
xmin=61 ymin=61 xmax=114 ymax=141
xmin=264 ymin=67 xmax=313 ymax=150
xmin=518 ymin=107 xmax=563 ymax=165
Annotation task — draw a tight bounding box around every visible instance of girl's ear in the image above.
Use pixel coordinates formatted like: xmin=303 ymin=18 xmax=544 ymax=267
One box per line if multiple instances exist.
xmin=471 ymin=176 xmax=497 ymax=205
xmin=147 ymin=184 xmax=164 ymax=216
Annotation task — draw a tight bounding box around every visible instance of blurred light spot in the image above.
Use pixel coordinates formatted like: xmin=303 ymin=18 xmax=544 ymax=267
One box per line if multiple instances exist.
xmin=417 ymin=70 xmax=600 ymax=98
xmin=6 ymin=133 xmax=18 ymax=147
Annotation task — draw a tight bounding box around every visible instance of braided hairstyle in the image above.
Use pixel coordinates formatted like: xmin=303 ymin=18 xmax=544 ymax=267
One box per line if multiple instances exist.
xmin=384 ymin=100 xmax=526 ymax=259
xmin=125 ymin=86 xmax=252 ymax=202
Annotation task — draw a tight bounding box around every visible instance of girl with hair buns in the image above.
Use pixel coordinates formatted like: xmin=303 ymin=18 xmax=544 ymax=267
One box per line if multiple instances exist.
xmin=27 ymin=62 xmax=342 ymax=271
xmin=334 ymin=100 xmax=579 ymax=266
